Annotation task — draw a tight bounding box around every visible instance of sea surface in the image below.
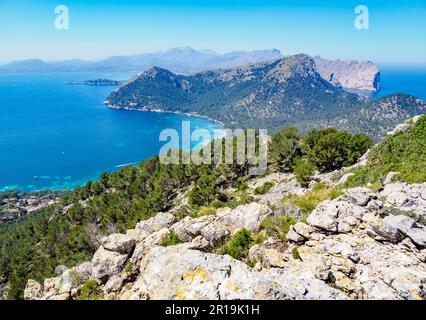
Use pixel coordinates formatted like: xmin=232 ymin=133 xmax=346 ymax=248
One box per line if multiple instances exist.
xmin=0 ymin=73 xmax=220 ymax=192
xmin=0 ymin=67 xmax=425 ymax=192
xmin=373 ymin=65 xmax=426 ymax=100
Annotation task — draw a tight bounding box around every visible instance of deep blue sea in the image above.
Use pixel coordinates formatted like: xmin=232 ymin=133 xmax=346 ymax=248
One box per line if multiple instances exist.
xmin=0 ymin=73 xmax=220 ymax=192
xmin=0 ymin=67 xmax=425 ymax=192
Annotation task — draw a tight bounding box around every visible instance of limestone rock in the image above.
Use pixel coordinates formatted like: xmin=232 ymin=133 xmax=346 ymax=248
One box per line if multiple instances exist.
xmin=248 ymin=244 xmax=287 ymax=268
xmin=24 ymin=280 xmax=43 ymax=300
xmin=131 ymin=212 xmax=177 ymax=241
xmin=216 ymin=202 xmax=273 ymax=233
xmin=344 ymin=187 xmax=375 ymax=206
xmin=307 ymin=199 xmax=366 ymax=232
xmin=286 ymin=227 xmax=305 ymax=242
xmin=293 ymin=222 xmax=312 ymax=239
xmin=101 ymin=233 xmax=136 ymax=254
xmin=92 ymin=246 xmax=129 ymax=282
xmin=381 ymin=215 xmax=426 ymax=247
xmin=121 ymin=246 xmax=345 ymax=300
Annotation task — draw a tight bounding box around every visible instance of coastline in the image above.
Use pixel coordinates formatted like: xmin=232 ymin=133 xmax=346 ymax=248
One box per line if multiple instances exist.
xmin=105 ymin=102 xmax=225 ymax=127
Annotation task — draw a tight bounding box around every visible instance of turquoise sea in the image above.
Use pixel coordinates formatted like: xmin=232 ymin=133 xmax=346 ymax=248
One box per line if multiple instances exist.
xmin=0 ymin=67 xmax=425 ymax=192
xmin=0 ymin=73 xmax=220 ymax=192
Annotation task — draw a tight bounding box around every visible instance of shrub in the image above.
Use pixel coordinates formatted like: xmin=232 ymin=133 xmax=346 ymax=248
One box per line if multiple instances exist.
xmin=291 ymin=247 xmax=301 ymax=261
xmin=220 ymin=228 xmax=253 ymax=260
xmin=160 ymin=232 xmax=184 ymax=247
xmin=196 ymin=207 xmax=216 ymax=217
xmin=293 ymin=158 xmax=316 ymax=187
xmin=123 ymin=261 xmax=134 ymax=275
xmin=254 ymin=182 xmax=274 ymax=195
xmin=236 ymin=181 xmax=248 ymax=191
xmin=345 ymin=115 xmax=426 ymax=186
xmin=302 ymin=128 xmax=372 ymax=172
xmin=75 ymin=279 xmax=103 ymax=300
xmin=188 ymin=174 xmax=217 ymax=206
xmin=269 ymin=127 xmax=301 ymax=172
xmin=260 ymin=215 xmax=297 ymax=240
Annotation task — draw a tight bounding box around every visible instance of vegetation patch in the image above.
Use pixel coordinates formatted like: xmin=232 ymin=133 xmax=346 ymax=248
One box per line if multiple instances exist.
xmin=291 ymin=247 xmax=302 ymax=261
xmin=219 ymin=228 xmax=253 ymax=260
xmin=346 ymin=115 xmax=426 ymax=187
xmin=260 ymin=215 xmax=297 ymax=241
xmin=254 ymin=182 xmax=274 ymax=195
xmin=281 ymin=183 xmax=343 ymax=215
xmin=160 ymin=232 xmax=184 ymax=247
xmin=75 ymin=279 xmax=103 ymax=300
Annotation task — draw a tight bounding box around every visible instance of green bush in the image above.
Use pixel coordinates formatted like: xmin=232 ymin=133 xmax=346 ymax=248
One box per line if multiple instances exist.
xmin=302 ymin=128 xmax=372 ymax=172
xmin=291 ymin=247 xmax=301 ymax=261
xmin=293 ymin=158 xmax=316 ymax=187
xmin=188 ymin=174 xmax=217 ymax=206
xmin=346 ymin=115 xmax=426 ymax=186
xmin=220 ymin=228 xmax=253 ymax=260
xmin=260 ymin=215 xmax=297 ymax=240
xmin=269 ymin=127 xmax=301 ymax=172
xmin=254 ymin=182 xmax=274 ymax=195
xmin=75 ymin=279 xmax=103 ymax=300
xmin=160 ymin=232 xmax=184 ymax=247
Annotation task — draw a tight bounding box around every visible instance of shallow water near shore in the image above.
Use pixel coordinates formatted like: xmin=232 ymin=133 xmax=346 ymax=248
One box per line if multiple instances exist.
xmin=0 ymin=73 xmax=220 ymax=192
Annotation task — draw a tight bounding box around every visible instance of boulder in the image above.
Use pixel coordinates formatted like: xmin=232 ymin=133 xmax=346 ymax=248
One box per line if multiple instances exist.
xmin=130 ymin=227 xmax=171 ymax=262
xmin=286 ymin=227 xmax=305 ymax=242
xmin=24 ymin=280 xmax=43 ymax=300
xmin=216 ymin=202 xmax=273 ymax=233
xmin=200 ymin=220 xmax=230 ymax=246
xmin=248 ymin=244 xmax=287 ymax=268
xmin=344 ymin=187 xmax=375 ymax=206
xmin=104 ymin=274 xmax=125 ymax=293
xmin=307 ymin=200 xmax=366 ymax=233
xmin=293 ymin=222 xmax=312 ymax=239
xmin=101 ymin=233 xmax=136 ymax=254
xmin=92 ymin=246 xmax=129 ymax=282
xmin=132 ymin=212 xmax=177 ymax=241
xmin=381 ymin=183 xmax=413 ymax=207
xmin=381 ymin=215 xmax=426 ymax=247
xmin=170 ymin=215 xmax=214 ymax=242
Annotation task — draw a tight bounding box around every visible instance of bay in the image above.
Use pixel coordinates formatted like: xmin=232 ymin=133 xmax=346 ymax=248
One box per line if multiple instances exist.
xmin=0 ymin=73 xmax=220 ymax=191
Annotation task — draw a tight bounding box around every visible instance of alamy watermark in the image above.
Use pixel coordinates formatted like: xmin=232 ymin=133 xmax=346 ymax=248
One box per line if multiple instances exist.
xmin=159 ymin=121 xmax=268 ymax=176
xmin=354 ymin=5 xmax=369 ymax=30
xmin=54 ymin=5 xmax=69 ymax=30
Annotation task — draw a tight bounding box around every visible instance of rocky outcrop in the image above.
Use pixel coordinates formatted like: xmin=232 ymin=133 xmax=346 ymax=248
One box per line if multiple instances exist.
xmin=314 ymin=57 xmax=380 ymax=92
xmin=24 ymin=174 xmax=426 ymax=300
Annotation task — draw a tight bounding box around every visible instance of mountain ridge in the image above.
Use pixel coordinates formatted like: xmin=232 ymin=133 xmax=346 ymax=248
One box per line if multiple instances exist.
xmin=105 ymin=54 xmax=425 ymax=140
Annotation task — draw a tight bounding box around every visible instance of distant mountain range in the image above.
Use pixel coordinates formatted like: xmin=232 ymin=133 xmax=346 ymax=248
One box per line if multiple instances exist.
xmin=105 ymin=54 xmax=425 ymax=140
xmin=0 ymin=47 xmax=380 ymax=92
xmin=0 ymin=47 xmax=281 ymax=74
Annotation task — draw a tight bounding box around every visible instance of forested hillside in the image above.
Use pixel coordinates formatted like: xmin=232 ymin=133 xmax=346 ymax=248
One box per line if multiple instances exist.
xmin=106 ymin=55 xmax=426 ymax=140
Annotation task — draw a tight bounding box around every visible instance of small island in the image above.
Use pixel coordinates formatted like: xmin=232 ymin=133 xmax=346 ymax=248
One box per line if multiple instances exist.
xmin=67 ymin=79 xmax=123 ymax=86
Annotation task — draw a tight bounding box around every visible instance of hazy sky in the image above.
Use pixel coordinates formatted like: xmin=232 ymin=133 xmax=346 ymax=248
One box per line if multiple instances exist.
xmin=0 ymin=0 xmax=425 ymax=64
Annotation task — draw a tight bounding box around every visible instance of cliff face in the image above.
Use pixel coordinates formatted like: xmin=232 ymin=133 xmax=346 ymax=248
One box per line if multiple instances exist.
xmin=314 ymin=57 xmax=381 ymax=92
xmin=24 ymin=117 xmax=426 ymax=301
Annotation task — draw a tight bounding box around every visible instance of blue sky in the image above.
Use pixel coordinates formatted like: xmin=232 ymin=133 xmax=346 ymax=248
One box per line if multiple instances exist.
xmin=0 ymin=0 xmax=425 ymax=64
